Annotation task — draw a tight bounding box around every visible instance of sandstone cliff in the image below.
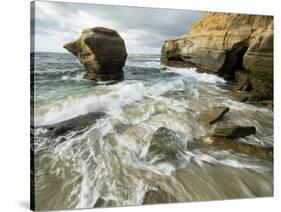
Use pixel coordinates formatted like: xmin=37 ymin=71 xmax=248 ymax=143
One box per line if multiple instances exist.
xmin=161 ymin=12 xmax=273 ymax=100
xmin=64 ymin=27 xmax=127 ymax=81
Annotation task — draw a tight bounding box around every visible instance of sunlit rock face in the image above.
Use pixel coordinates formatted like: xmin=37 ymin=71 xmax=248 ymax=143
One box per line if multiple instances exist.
xmin=64 ymin=27 xmax=127 ymax=81
xmin=161 ymin=13 xmax=273 ymax=100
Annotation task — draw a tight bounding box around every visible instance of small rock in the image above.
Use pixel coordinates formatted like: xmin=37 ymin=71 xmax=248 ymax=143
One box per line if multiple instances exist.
xmin=197 ymin=106 xmax=229 ymax=125
xmin=94 ymin=197 xmax=116 ymax=207
xmin=228 ymin=90 xmax=271 ymax=105
xmin=237 ymin=75 xmax=252 ymax=91
xmin=143 ymin=187 xmax=177 ymax=204
xmin=260 ymin=99 xmax=273 ymax=108
xmin=227 ymin=91 xmax=249 ymax=102
xmin=148 ymin=127 xmax=181 ymax=158
xmin=212 ymin=126 xmax=256 ymax=139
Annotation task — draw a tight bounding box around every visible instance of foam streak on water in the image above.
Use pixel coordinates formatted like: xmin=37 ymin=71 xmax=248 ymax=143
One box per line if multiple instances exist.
xmin=33 ymin=53 xmax=273 ymax=210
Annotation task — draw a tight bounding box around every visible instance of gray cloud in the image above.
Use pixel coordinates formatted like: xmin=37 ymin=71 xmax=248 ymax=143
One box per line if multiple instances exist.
xmin=33 ymin=1 xmax=203 ymax=54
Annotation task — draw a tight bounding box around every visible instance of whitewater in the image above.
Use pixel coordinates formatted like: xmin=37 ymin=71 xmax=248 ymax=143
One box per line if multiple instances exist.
xmin=32 ymin=52 xmax=273 ymax=210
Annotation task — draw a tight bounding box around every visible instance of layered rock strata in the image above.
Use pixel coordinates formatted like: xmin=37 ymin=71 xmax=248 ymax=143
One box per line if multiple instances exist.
xmin=64 ymin=27 xmax=127 ymax=81
xmin=161 ymin=12 xmax=273 ymax=100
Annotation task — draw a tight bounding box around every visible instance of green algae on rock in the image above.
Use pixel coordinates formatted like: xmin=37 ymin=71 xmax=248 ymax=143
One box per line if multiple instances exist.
xmin=212 ymin=126 xmax=256 ymax=139
xmin=148 ymin=127 xmax=182 ymax=158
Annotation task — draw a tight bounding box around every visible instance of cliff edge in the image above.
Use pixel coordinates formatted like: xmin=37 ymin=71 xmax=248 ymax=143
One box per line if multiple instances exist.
xmin=161 ymin=12 xmax=273 ymax=100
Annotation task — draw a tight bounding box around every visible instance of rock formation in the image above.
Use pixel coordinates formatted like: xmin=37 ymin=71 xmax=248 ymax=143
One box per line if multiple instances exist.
xmin=199 ymin=136 xmax=273 ymax=158
xmin=212 ymin=126 xmax=256 ymax=138
xmin=64 ymin=27 xmax=127 ymax=81
xmin=197 ymin=106 xmax=229 ymax=125
xmin=161 ymin=12 xmax=273 ymax=100
xmin=143 ymin=188 xmax=177 ymax=204
xmin=148 ymin=127 xmax=182 ymax=159
xmin=198 ymin=125 xmax=273 ymax=158
xmin=42 ymin=112 xmax=105 ymax=138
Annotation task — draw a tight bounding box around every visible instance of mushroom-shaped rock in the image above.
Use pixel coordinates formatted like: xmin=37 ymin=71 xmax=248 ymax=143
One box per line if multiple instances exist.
xmin=63 ymin=27 xmax=127 ymax=81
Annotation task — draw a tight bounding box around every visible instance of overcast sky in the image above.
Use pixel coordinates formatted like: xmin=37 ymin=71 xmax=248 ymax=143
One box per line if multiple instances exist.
xmin=33 ymin=1 xmax=203 ymax=54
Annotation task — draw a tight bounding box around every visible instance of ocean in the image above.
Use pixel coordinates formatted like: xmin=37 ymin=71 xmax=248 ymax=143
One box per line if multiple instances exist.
xmin=32 ymin=52 xmax=273 ymax=210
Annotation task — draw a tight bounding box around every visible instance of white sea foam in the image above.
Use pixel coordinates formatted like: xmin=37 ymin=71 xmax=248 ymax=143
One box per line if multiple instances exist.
xmin=165 ymin=67 xmax=225 ymax=84
xmin=223 ymin=99 xmax=271 ymax=112
xmin=125 ymin=59 xmax=160 ymax=69
xmin=35 ymin=76 xmax=190 ymax=126
xmin=61 ymin=72 xmax=84 ymax=80
xmin=146 ymin=79 xmax=186 ymax=96
xmin=35 ymin=82 xmax=148 ymax=125
xmin=34 ymin=53 xmax=273 ymax=209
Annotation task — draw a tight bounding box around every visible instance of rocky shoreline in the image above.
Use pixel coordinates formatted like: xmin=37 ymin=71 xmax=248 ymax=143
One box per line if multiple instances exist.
xmin=161 ymin=12 xmax=273 ymax=104
xmin=147 ymin=106 xmax=273 ymax=160
xmin=61 ymin=12 xmax=273 ymax=173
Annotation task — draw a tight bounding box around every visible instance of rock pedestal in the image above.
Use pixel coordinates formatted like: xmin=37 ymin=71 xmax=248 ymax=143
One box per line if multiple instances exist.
xmin=64 ymin=27 xmax=127 ymax=81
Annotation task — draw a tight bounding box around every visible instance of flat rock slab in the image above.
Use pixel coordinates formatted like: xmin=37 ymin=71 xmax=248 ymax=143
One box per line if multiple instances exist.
xmin=197 ymin=106 xmax=229 ymax=125
xmin=212 ymin=126 xmax=256 ymax=139
xmin=41 ymin=112 xmax=105 ymax=138
xmin=199 ymin=136 xmax=273 ymax=158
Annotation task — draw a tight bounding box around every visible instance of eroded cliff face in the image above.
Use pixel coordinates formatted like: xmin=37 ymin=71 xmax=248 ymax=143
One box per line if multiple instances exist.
xmin=161 ymin=12 xmax=273 ymax=100
xmin=64 ymin=27 xmax=127 ymax=81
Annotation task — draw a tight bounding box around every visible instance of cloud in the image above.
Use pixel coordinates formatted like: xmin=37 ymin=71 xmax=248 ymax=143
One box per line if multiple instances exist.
xmin=33 ymin=1 xmax=203 ymax=54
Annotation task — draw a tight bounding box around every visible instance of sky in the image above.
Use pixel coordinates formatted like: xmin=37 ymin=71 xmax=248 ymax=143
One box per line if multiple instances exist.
xmin=33 ymin=1 xmax=203 ymax=54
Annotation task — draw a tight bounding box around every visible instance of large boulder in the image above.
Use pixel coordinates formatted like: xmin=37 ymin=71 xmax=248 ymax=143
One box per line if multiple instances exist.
xmin=161 ymin=13 xmax=273 ymax=100
xmin=64 ymin=27 xmax=127 ymax=81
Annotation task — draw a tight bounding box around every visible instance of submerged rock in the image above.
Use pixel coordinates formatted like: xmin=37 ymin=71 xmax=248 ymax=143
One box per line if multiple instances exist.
xmin=143 ymin=188 xmax=177 ymax=204
xmin=197 ymin=106 xmax=229 ymax=125
xmin=94 ymin=197 xmax=117 ymax=208
xmin=227 ymin=90 xmax=266 ymax=103
xmin=260 ymin=99 xmax=273 ymax=108
xmin=212 ymin=126 xmax=256 ymax=139
xmin=237 ymin=75 xmax=252 ymax=92
xmin=228 ymin=91 xmax=250 ymax=102
xmin=42 ymin=112 xmax=105 ymax=138
xmin=199 ymin=136 xmax=273 ymax=158
xmin=161 ymin=12 xmax=273 ymax=100
xmin=64 ymin=27 xmax=127 ymax=81
xmin=148 ymin=127 xmax=181 ymax=158
xmin=197 ymin=125 xmax=272 ymax=158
